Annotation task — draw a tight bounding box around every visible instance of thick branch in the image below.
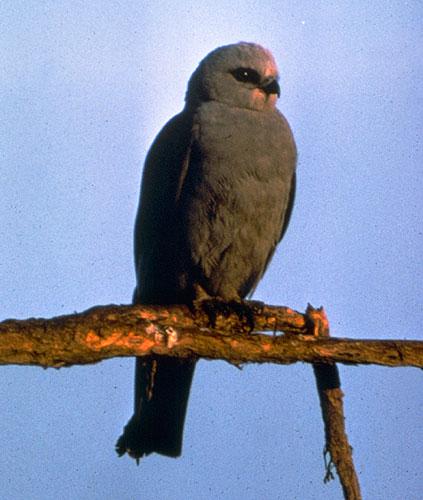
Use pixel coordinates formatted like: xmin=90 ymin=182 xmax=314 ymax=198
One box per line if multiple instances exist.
xmin=0 ymin=303 xmax=421 ymax=368
xmin=5 ymin=302 xmax=420 ymax=499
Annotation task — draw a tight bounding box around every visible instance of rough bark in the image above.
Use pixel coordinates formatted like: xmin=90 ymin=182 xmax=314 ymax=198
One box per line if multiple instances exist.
xmin=308 ymin=306 xmax=362 ymax=499
xmin=0 ymin=303 xmax=421 ymax=368
xmin=2 ymin=302 xmax=422 ymax=500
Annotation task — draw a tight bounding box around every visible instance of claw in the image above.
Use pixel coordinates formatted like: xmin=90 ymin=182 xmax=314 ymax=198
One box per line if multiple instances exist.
xmin=194 ymin=297 xmax=258 ymax=332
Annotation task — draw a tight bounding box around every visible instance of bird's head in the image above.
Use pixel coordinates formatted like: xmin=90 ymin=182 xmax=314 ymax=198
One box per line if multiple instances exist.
xmin=186 ymin=42 xmax=281 ymax=112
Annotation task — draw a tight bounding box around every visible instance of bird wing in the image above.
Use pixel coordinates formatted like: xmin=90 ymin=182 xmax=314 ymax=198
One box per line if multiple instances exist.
xmin=279 ymin=170 xmax=296 ymax=243
xmin=133 ymin=111 xmax=194 ymax=304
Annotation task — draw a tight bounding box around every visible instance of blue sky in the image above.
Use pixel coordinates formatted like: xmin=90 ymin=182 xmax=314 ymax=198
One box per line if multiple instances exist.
xmin=1 ymin=2 xmax=422 ymax=499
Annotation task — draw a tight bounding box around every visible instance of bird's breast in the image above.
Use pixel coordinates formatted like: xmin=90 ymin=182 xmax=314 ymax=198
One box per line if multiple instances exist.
xmin=195 ymin=102 xmax=293 ymax=178
xmin=177 ymin=102 xmax=296 ymax=299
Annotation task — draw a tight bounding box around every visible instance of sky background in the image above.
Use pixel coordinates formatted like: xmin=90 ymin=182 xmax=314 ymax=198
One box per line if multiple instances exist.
xmin=1 ymin=1 xmax=422 ymax=499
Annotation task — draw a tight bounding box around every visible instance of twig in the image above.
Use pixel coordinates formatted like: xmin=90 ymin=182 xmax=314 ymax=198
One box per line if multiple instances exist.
xmin=307 ymin=305 xmax=362 ymax=499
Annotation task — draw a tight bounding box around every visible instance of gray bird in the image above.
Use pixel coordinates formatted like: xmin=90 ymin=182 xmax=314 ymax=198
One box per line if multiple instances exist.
xmin=116 ymin=42 xmax=297 ymax=460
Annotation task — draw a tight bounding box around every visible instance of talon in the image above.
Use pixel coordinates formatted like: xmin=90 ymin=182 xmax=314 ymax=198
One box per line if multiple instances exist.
xmin=226 ymin=299 xmax=256 ymax=332
xmin=191 ymin=297 xmax=257 ymax=332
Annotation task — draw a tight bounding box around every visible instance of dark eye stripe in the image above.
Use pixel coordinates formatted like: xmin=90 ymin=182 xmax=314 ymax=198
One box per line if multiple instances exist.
xmin=231 ymin=67 xmax=261 ymax=85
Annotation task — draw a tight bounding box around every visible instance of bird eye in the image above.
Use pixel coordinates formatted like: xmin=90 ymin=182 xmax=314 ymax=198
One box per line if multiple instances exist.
xmin=231 ymin=67 xmax=261 ymax=85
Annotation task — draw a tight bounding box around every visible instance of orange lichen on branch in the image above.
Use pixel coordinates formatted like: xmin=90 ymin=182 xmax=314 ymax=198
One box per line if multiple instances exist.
xmin=0 ymin=303 xmax=422 ymax=369
xmin=261 ymin=342 xmax=272 ymax=352
xmin=306 ymin=305 xmax=330 ymax=337
xmin=85 ymin=330 xmax=157 ymax=351
xmin=1 ymin=301 xmax=421 ymax=500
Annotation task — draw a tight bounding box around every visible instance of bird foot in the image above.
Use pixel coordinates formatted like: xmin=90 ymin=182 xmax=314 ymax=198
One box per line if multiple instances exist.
xmin=194 ymin=298 xmax=261 ymax=333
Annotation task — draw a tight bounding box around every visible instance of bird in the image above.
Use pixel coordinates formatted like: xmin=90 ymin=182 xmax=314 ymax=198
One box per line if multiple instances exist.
xmin=116 ymin=42 xmax=297 ymax=460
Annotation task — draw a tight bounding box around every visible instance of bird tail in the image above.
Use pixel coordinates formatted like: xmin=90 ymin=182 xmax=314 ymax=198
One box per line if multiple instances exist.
xmin=116 ymin=356 xmax=196 ymax=460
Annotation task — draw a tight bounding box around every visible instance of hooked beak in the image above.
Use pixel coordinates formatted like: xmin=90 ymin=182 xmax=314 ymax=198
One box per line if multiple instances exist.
xmin=261 ymin=79 xmax=280 ymax=97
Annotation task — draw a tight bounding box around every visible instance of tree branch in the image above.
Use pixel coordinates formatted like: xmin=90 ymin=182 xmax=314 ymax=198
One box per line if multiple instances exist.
xmin=307 ymin=306 xmax=362 ymax=499
xmin=0 ymin=303 xmax=421 ymax=368
xmin=2 ymin=302 xmax=421 ymax=500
